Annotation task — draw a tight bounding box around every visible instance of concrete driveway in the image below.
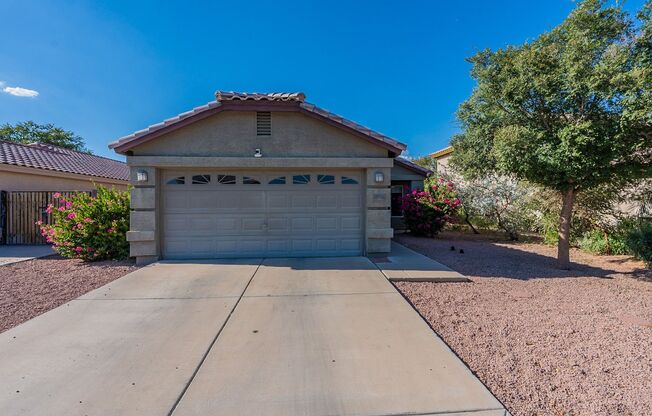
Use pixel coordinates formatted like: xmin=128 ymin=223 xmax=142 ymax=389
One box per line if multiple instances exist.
xmin=0 ymin=256 xmax=507 ymax=416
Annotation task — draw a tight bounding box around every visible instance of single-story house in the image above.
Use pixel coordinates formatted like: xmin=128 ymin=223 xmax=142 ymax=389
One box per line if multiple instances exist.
xmin=0 ymin=140 xmax=129 ymax=244
xmin=110 ymin=91 xmax=430 ymax=265
xmin=0 ymin=141 xmax=129 ymax=192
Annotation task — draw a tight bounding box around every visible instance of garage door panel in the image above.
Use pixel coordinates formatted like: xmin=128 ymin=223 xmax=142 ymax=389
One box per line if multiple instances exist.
xmin=316 ymin=195 xmax=338 ymax=209
xmin=341 ymin=216 xmax=362 ymax=231
xmin=267 ymin=194 xmax=289 ymax=209
xmin=162 ymin=170 xmax=364 ymax=258
xmin=291 ymin=217 xmax=314 ymax=232
xmin=291 ymin=194 xmax=315 ymax=209
xmin=267 ymin=217 xmax=289 ymax=232
xmin=316 ymin=217 xmax=338 ymax=231
xmin=341 ymin=194 xmax=363 ymax=209
xmin=341 ymin=239 xmax=363 ymax=252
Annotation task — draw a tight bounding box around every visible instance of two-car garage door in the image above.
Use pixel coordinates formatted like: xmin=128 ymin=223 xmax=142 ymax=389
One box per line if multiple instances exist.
xmin=162 ymin=170 xmax=364 ymax=259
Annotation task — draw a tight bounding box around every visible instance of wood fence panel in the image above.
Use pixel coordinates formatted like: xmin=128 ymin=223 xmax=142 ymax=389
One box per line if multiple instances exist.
xmin=3 ymin=191 xmax=91 ymax=245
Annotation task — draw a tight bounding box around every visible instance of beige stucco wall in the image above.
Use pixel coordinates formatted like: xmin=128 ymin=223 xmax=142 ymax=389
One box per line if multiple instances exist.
xmin=0 ymin=167 xmax=128 ymax=192
xmin=125 ymin=110 xmax=395 ymax=264
xmin=130 ymin=111 xmax=388 ymax=158
xmin=435 ymin=153 xmax=453 ymax=175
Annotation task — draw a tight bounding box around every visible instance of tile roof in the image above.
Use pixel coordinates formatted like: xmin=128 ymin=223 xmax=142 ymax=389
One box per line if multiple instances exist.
xmin=216 ymin=91 xmax=306 ymax=102
xmin=394 ymin=156 xmax=433 ymax=176
xmin=0 ymin=141 xmax=129 ymax=181
xmin=109 ymin=91 xmax=407 ymax=154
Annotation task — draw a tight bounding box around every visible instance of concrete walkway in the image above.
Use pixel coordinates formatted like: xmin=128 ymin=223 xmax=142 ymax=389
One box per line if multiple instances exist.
xmin=0 ymin=245 xmax=54 ymax=266
xmin=372 ymin=241 xmax=470 ymax=282
xmin=0 ymin=257 xmax=506 ymax=416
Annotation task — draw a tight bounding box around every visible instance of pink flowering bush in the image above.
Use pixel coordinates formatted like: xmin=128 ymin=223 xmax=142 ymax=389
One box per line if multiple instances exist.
xmin=401 ymin=177 xmax=461 ymax=237
xmin=38 ymin=186 xmax=130 ymax=261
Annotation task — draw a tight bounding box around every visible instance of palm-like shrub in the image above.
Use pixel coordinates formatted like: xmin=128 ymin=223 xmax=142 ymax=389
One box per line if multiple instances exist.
xmin=401 ymin=178 xmax=460 ymax=237
xmin=38 ymin=186 xmax=130 ymax=261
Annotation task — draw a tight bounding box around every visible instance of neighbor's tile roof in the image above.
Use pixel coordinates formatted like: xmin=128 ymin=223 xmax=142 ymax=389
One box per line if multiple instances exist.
xmin=394 ymin=157 xmax=433 ymax=176
xmin=0 ymin=141 xmax=129 ymax=181
xmin=109 ymin=91 xmax=406 ymax=154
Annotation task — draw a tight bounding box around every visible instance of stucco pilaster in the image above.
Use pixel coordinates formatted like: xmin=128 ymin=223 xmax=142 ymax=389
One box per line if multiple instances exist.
xmin=128 ymin=166 xmax=159 ymax=263
xmin=365 ymin=167 xmax=393 ymax=254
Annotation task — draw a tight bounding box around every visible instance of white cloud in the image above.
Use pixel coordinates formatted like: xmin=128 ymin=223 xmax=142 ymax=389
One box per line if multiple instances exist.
xmin=3 ymin=85 xmax=39 ymax=97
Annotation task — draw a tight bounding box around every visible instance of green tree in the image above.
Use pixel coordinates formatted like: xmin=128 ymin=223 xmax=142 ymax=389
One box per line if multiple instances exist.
xmin=0 ymin=121 xmax=90 ymax=153
xmin=451 ymin=0 xmax=652 ymax=268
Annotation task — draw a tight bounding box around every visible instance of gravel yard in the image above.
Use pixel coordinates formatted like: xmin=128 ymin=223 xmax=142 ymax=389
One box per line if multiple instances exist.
xmin=394 ymin=232 xmax=652 ymax=416
xmin=0 ymin=255 xmax=139 ymax=333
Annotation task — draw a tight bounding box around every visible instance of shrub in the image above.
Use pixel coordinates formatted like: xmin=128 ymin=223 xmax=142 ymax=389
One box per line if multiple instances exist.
xmin=401 ymin=177 xmax=460 ymax=237
xmin=578 ymin=229 xmax=630 ymax=255
xmin=457 ymin=175 xmax=538 ymax=240
xmin=38 ymin=186 xmax=130 ymax=261
xmin=625 ymin=223 xmax=652 ymax=267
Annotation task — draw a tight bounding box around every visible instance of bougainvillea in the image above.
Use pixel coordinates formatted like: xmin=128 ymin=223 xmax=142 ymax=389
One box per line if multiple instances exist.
xmin=401 ymin=177 xmax=461 ymax=236
xmin=38 ymin=186 xmax=130 ymax=261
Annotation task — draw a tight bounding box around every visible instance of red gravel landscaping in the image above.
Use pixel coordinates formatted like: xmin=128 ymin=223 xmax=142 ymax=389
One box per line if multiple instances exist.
xmin=0 ymin=255 xmax=139 ymax=333
xmin=394 ymin=232 xmax=652 ymax=416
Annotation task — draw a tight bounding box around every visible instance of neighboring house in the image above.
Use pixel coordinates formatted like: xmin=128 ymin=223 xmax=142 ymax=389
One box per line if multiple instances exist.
xmin=0 ymin=140 xmax=129 ymax=244
xmin=429 ymin=146 xmax=453 ymax=175
xmin=110 ymin=91 xmax=417 ymax=265
xmin=0 ymin=141 xmax=129 ymax=191
xmin=391 ymin=157 xmax=432 ymax=230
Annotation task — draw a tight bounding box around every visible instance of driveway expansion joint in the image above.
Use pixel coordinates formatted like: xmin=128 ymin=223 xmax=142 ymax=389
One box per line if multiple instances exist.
xmin=166 ymin=258 xmax=264 ymax=416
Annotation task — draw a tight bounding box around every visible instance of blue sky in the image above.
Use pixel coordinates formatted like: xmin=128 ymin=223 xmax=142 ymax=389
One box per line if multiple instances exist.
xmin=0 ymin=0 xmax=645 ymax=160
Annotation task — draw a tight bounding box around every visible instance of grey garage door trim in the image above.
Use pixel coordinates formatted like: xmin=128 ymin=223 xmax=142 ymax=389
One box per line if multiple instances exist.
xmin=161 ymin=169 xmax=365 ymax=259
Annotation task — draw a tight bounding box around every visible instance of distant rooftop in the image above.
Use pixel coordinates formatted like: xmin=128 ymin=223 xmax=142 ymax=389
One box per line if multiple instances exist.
xmin=429 ymin=146 xmax=453 ymax=158
xmin=0 ymin=141 xmax=129 ymax=181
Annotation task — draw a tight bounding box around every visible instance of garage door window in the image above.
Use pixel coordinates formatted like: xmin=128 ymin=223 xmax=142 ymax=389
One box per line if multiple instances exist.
xmin=292 ymin=174 xmax=311 ymax=184
xmin=317 ymin=174 xmax=335 ymax=184
xmin=167 ymin=176 xmax=185 ymax=185
xmin=341 ymin=176 xmax=359 ymax=185
xmin=268 ymin=176 xmax=286 ymax=185
xmin=191 ymin=174 xmax=211 ymax=184
xmin=243 ymin=176 xmax=261 ymax=185
xmin=217 ymin=175 xmax=236 ymax=185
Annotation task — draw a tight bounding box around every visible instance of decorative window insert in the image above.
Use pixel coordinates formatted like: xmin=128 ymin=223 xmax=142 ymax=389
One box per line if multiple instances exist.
xmin=256 ymin=112 xmax=272 ymax=136
xmin=217 ymin=175 xmax=236 ymax=185
xmin=192 ymin=174 xmax=210 ymax=184
xmin=292 ymin=175 xmax=311 ymax=184
xmin=243 ymin=176 xmax=261 ymax=185
xmin=268 ymin=176 xmax=286 ymax=185
xmin=167 ymin=176 xmax=185 ymax=185
xmin=341 ymin=176 xmax=359 ymax=185
xmin=317 ymin=174 xmax=335 ymax=184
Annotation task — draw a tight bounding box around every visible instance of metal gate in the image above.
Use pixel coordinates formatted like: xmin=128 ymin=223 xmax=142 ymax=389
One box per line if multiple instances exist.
xmin=1 ymin=191 xmax=92 ymax=245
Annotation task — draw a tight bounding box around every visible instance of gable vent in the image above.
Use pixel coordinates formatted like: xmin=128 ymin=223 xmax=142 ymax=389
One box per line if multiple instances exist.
xmin=256 ymin=112 xmax=272 ymax=136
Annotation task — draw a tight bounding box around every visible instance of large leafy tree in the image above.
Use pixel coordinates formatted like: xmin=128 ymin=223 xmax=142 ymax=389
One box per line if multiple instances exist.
xmin=0 ymin=121 xmax=90 ymax=153
xmin=451 ymin=0 xmax=651 ymax=268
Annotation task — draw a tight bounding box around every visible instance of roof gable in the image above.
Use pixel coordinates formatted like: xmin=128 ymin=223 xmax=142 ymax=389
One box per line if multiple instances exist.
xmin=109 ymin=91 xmax=406 ymax=155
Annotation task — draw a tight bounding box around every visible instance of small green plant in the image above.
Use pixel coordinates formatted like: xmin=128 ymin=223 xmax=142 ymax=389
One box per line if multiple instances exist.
xmin=38 ymin=186 xmax=130 ymax=261
xmin=625 ymin=223 xmax=652 ymax=267
xmin=578 ymin=229 xmax=629 ymax=256
xmin=401 ymin=177 xmax=460 ymax=237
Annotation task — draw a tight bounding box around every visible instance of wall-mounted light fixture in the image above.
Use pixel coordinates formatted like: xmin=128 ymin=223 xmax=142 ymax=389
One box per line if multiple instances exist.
xmin=254 ymin=148 xmax=263 ymax=158
xmin=374 ymin=171 xmax=384 ymax=183
xmin=136 ymin=169 xmax=148 ymax=183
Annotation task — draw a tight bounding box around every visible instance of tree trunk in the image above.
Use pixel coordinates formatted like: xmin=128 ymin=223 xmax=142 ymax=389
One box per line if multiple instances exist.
xmin=557 ymin=188 xmax=575 ymax=269
xmin=464 ymin=212 xmax=480 ymax=234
